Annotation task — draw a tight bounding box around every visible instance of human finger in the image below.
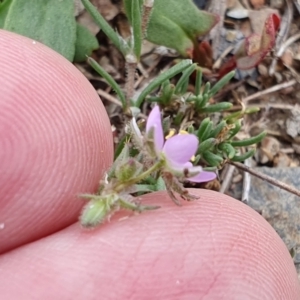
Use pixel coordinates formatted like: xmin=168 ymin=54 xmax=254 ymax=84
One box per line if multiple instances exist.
xmin=0 ymin=30 xmax=113 ymax=254
xmin=0 ymin=189 xmax=299 ymax=299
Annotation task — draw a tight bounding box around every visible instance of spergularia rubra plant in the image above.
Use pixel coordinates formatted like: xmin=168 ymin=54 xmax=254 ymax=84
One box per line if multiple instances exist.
xmin=80 ymin=106 xmax=216 ymax=227
xmin=145 ymin=106 xmax=216 ymax=183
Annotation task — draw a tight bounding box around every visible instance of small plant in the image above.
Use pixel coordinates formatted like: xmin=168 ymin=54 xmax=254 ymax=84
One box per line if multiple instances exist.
xmin=78 ymin=0 xmax=267 ymax=228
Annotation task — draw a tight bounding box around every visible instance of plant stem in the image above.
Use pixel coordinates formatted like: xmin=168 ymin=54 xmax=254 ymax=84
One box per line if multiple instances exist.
xmin=229 ymin=161 xmax=300 ymax=198
xmin=125 ymin=60 xmax=137 ymax=104
xmin=142 ymin=0 xmax=154 ymax=37
xmin=114 ymin=160 xmax=164 ymax=192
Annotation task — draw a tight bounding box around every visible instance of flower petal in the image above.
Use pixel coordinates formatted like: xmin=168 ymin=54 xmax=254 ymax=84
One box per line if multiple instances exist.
xmin=188 ymin=170 xmax=216 ymax=183
xmin=146 ymin=106 xmax=164 ymax=152
xmin=163 ymin=134 xmax=198 ymax=164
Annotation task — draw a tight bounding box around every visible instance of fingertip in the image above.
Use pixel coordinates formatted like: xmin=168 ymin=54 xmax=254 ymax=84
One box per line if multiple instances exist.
xmin=1 ymin=190 xmax=299 ymax=299
xmin=0 ymin=30 xmax=113 ymax=253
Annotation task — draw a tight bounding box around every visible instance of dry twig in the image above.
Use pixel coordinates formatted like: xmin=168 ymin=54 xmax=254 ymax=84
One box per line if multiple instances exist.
xmin=243 ymin=79 xmax=297 ymax=103
xmin=230 ymin=161 xmax=300 ymax=198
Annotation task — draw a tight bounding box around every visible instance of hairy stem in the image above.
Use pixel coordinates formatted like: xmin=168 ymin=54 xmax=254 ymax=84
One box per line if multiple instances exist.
xmin=142 ymin=0 xmax=154 ymax=37
xmin=114 ymin=160 xmax=164 ymax=192
xmin=125 ymin=60 xmax=137 ymax=105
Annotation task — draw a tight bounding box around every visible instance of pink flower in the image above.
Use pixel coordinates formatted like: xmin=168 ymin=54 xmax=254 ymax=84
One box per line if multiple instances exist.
xmin=146 ymin=106 xmax=216 ymax=183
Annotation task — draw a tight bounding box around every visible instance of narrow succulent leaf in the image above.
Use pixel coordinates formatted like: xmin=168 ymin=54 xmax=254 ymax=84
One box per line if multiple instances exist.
xmin=135 ymin=59 xmax=193 ymax=107
xmin=174 ymin=64 xmax=197 ymax=94
xmin=231 ymin=131 xmax=266 ymax=147
xmin=131 ymin=0 xmax=143 ymax=60
xmin=197 ymin=117 xmax=211 ymax=141
xmin=209 ymin=120 xmax=227 ymax=138
xmin=209 ymin=71 xmax=235 ymax=97
xmin=200 ymin=102 xmax=232 ymax=113
xmin=197 ymin=138 xmax=216 ymax=154
xmin=196 ymin=94 xmax=209 ymax=110
xmin=245 ymin=107 xmax=260 ymax=114
xmin=88 ymin=57 xmax=126 ymax=108
xmin=187 ymin=125 xmax=195 ymax=134
xmin=201 ymin=120 xmax=213 ymax=141
xmin=173 ymin=112 xmax=184 ymax=126
xmin=227 ymin=120 xmax=242 ymax=139
xmin=218 ymin=143 xmax=236 ymax=159
xmin=231 ymin=149 xmax=256 ymax=162
xmin=147 ymin=96 xmax=161 ymax=102
xmin=226 ymin=107 xmax=261 ymax=123
xmin=82 ymin=0 xmax=129 ymax=55
xmin=195 ymin=68 xmax=202 ymax=96
xmin=202 ymin=81 xmax=211 ymax=96
xmin=202 ymin=151 xmax=223 ymax=167
xmin=160 ymin=80 xmax=175 ymax=105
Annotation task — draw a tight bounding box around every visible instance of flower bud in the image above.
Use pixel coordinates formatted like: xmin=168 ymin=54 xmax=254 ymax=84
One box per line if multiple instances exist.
xmin=80 ymin=195 xmax=117 ymax=228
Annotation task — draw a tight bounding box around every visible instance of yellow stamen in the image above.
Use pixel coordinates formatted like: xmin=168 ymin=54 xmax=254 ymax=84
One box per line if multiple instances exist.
xmin=179 ymin=130 xmax=189 ymax=135
xmin=165 ymin=129 xmax=176 ymax=139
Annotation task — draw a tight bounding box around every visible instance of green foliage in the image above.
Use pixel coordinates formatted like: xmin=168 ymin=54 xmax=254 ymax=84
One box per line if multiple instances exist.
xmin=74 ymin=23 xmax=99 ymax=62
xmin=195 ymin=117 xmax=266 ymax=167
xmin=0 ymin=0 xmax=99 ymax=62
xmin=88 ymin=57 xmax=126 ymax=108
xmin=0 ymin=0 xmax=12 ymax=28
xmin=146 ymin=0 xmax=218 ymax=56
xmin=1 ymin=0 xmax=76 ymax=61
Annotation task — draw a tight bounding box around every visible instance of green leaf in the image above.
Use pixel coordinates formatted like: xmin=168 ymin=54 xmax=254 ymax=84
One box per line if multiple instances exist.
xmin=155 ymin=176 xmax=167 ymax=191
xmin=202 ymin=151 xmax=223 ymax=167
xmin=218 ymin=143 xmax=236 ymax=159
xmin=0 ymin=0 xmax=13 ymax=28
xmin=209 ymin=120 xmax=227 ymax=138
xmin=200 ymin=102 xmax=232 ymax=113
xmin=197 ymin=117 xmax=211 ymax=141
xmin=231 ymin=131 xmax=266 ymax=147
xmin=231 ymin=149 xmax=255 ymax=162
xmin=88 ymin=57 xmax=126 ymax=108
xmin=146 ymin=0 xmax=218 ymax=56
xmin=195 ymin=68 xmax=202 ymax=96
xmin=74 ymin=23 xmax=99 ymax=62
xmin=82 ymin=0 xmax=129 ymax=56
xmin=3 ymin=0 xmax=76 ymax=61
xmin=209 ymin=71 xmax=235 ymax=97
xmin=131 ymin=0 xmax=142 ymax=60
xmin=174 ymin=64 xmax=197 ymax=94
xmin=197 ymin=138 xmax=216 ymax=154
xmin=135 ymin=59 xmax=193 ymax=107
